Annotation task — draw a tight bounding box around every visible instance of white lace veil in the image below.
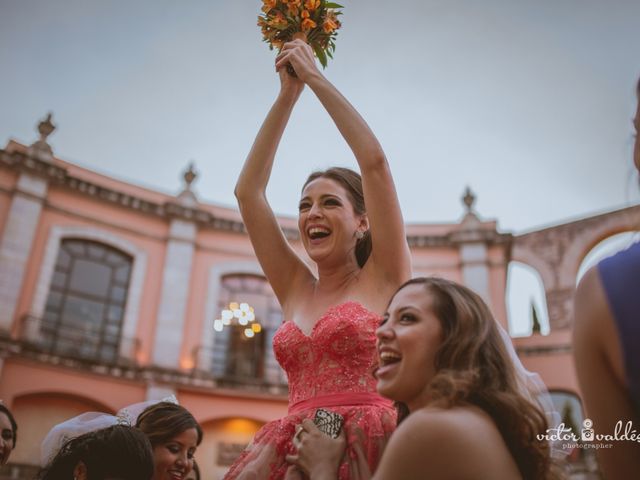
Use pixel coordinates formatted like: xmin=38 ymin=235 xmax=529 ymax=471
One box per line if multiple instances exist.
xmin=497 ymin=325 xmax=565 ymax=458
xmin=40 ymin=395 xmax=178 ymax=466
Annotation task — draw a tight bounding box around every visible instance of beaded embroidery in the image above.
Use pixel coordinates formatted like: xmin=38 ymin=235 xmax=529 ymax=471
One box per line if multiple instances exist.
xmin=223 ymin=302 xmax=396 ymax=480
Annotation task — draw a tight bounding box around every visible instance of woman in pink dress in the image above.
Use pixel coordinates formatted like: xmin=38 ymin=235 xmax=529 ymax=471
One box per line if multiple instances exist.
xmin=226 ymin=38 xmax=411 ymax=479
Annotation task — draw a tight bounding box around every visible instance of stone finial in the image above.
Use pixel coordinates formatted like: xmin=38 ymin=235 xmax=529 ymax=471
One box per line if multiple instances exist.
xmin=29 ymin=112 xmax=56 ymax=160
xmin=176 ymin=161 xmax=198 ymax=207
xmin=38 ymin=113 xmax=56 ymax=141
xmin=459 ymin=186 xmax=481 ymax=230
xmin=183 ymin=162 xmax=197 ymax=190
xmin=462 ymin=186 xmax=476 ymax=213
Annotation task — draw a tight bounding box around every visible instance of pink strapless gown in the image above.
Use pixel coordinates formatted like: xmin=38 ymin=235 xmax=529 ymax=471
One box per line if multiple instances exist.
xmin=223 ymin=302 xmax=396 ymax=479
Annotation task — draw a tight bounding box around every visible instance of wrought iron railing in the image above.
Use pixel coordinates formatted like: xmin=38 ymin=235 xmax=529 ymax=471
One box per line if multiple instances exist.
xmin=191 ymin=344 xmax=288 ymax=394
xmin=19 ymin=314 xmax=140 ymax=366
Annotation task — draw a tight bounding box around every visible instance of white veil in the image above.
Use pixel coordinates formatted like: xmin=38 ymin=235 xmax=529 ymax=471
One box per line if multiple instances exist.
xmin=497 ymin=325 xmax=565 ymax=459
xmin=40 ymin=395 xmax=178 ymax=466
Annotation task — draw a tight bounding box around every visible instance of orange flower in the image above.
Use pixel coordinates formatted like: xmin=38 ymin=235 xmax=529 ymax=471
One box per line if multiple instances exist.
xmin=287 ymin=0 xmax=301 ymax=14
xmin=268 ymin=11 xmax=288 ymax=28
xmin=262 ymin=0 xmax=277 ymax=13
xmin=301 ymin=17 xmax=317 ymax=31
xmin=322 ymin=10 xmax=340 ymax=33
xmin=322 ymin=17 xmax=338 ymax=33
xmin=304 ymin=0 xmax=320 ymax=11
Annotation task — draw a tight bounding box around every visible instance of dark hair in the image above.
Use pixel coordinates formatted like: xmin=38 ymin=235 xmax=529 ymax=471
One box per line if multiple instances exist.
xmin=37 ymin=425 xmax=154 ymax=480
xmin=388 ymin=277 xmax=560 ymax=480
xmin=190 ymin=459 xmax=201 ymax=480
xmin=302 ymin=167 xmax=372 ymax=267
xmin=136 ymin=402 xmax=203 ymax=447
xmin=0 ymin=403 xmax=17 ymax=448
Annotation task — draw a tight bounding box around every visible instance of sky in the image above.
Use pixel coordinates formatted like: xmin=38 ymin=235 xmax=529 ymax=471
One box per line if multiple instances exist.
xmin=1 ymin=0 xmax=639 ymax=335
xmin=2 ymin=0 xmax=639 ymax=234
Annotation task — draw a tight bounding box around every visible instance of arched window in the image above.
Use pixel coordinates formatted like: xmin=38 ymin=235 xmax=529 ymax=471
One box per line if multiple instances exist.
xmin=212 ymin=274 xmax=284 ymax=384
xmin=506 ymin=262 xmax=550 ymax=336
xmin=39 ymin=239 xmax=132 ymax=363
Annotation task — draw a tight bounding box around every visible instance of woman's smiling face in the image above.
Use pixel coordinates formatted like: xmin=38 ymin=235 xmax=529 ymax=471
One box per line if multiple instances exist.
xmin=298 ymin=177 xmax=366 ymax=265
xmin=375 ymin=283 xmax=443 ymax=411
xmin=152 ymin=427 xmax=198 ymax=480
xmin=0 ymin=412 xmax=14 ymax=465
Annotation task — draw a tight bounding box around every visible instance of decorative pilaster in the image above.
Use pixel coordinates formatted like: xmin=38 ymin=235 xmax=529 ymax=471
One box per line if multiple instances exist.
xmin=454 ymin=187 xmax=491 ymax=303
xmin=151 ymin=164 xmax=199 ymax=368
xmin=0 ymin=114 xmax=55 ymax=332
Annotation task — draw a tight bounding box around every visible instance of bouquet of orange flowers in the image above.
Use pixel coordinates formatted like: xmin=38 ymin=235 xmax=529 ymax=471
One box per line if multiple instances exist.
xmin=258 ymin=0 xmax=344 ymax=68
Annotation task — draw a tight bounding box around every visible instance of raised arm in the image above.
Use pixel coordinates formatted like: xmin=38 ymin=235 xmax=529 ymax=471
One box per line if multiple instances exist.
xmin=235 ymin=71 xmax=313 ymax=307
xmin=276 ymin=41 xmax=411 ymax=287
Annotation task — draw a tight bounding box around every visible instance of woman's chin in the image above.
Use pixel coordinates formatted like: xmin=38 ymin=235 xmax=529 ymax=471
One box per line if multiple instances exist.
xmin=375 ymin=379 xmax=396 ymax=400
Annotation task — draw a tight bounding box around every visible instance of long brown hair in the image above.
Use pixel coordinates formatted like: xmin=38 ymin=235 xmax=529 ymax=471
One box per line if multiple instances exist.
xmin=390 ymin=277 xmax=560 ymax=480
xmin=136 ymin=402 xmax=202 ymax=447
xmin=302 ymin=167 xmax=372 ymax=267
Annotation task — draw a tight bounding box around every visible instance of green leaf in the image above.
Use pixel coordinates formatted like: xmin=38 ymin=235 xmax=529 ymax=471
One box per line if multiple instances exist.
xmin=313 ymin=44 xmax=328 ymax=68
xmin=325 ymin=2 xmax=344 ymax=8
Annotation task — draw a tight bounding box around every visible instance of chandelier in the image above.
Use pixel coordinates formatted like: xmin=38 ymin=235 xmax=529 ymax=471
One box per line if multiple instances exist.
xmin=213 ymin=302 xmax=262 ymax=338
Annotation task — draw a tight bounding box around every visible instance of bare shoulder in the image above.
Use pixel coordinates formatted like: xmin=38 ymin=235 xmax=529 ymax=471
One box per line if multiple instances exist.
xmin=405 ymin=406 xmax=505 ymax=446
xmin=573 ymin=265 xmax=621 ymax=379
xmin=373 ymin=406 xmax=521 ymax=480
xmin=574 ymin=266 xmax=608 ymax=329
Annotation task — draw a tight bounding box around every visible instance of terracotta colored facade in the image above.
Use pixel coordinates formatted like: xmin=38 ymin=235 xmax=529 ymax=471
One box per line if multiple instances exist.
xmin=1 ymin=118 xmax=638 ymax=479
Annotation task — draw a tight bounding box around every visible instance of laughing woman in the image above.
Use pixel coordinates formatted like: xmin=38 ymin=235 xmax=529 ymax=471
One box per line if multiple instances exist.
xmin=288 ymin=278 xmax=563 ymax=480
xmin=224 ymin=39 xmax=411 ymax=479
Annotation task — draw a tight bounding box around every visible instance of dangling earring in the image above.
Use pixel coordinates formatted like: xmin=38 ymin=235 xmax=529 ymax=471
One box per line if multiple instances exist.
xmin=355 ymin=230 xmax=364 ymax=240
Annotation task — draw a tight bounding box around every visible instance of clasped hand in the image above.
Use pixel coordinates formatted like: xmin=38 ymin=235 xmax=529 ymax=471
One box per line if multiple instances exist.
xmin=275 ymin=39 xmax=320 ymax=94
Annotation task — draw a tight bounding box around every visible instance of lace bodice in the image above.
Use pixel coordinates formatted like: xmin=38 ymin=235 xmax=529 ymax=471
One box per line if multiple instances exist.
xmin=224 ymin=301 xmax=395 ymax=480
xmin=273 ymin=301 xmax=380 ymax=405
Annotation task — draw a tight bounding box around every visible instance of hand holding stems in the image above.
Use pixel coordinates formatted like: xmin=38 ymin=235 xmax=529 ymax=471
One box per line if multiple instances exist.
xmin=286 ymin=419 xmax=347 ymax=480
xmin=276 ymin=39 xmax=322 ymax=85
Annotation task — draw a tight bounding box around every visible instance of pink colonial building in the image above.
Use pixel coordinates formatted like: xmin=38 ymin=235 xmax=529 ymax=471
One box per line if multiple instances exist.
xmin=0 ymin=115 xmax=638 ymax=479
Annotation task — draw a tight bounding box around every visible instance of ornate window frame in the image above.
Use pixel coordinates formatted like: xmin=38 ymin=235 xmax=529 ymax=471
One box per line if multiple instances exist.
xmin=28 ymin=225 xmax=147 ymax=360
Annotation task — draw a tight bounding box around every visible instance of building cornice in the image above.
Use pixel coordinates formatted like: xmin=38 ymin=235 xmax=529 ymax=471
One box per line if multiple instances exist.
xmin=408 ymin=230 xmax=513 ymax=248
xmin=1 ymin=148 xmax=289 ymax=236
xmin=0 ymin=148 xmax=512 ymax=247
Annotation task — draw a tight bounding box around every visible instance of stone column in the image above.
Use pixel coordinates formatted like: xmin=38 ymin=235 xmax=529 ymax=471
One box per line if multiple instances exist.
xmin=0 ymin=173 xmax=48 ymax=332
xmin=0 ymin=115 xmax=56 ymax=333
xmin=453 ymin=188 xmax=492 ymax=304
xmin=152 ymin=218 xmax=196 ymax=368
xmin=459 ymin=242 xmax=491 ymax=303
xmin=151 ymin=163 xmax=200 ymax=369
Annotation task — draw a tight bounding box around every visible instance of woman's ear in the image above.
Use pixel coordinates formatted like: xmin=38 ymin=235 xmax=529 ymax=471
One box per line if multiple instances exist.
xmin=73 ymin=461 xmax=88 ymax=480
xmin=358 ymin=214 xmax=370 ymax=233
